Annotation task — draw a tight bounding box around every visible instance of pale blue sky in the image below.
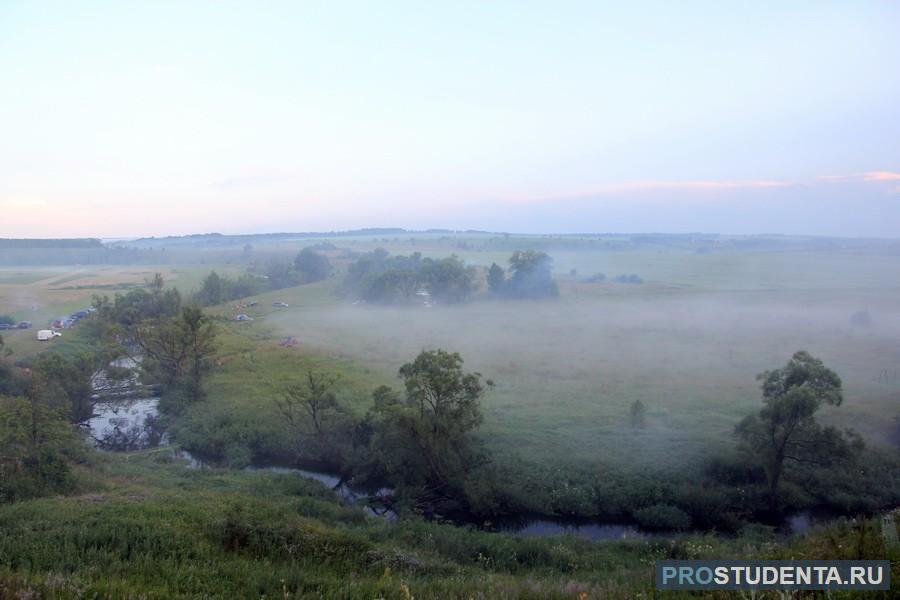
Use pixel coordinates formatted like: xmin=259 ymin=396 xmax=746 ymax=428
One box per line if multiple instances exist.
xmin=1 ymin=1 xmax=898 ymax=237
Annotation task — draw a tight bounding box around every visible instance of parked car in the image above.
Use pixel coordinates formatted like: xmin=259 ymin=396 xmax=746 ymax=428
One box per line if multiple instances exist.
xmin=0 ymin=323 xmax=12 ymax=330
xmin=37 ymin=329 xmax=62 ymax=341
xmin=272 ymin=301 xmax=289 ymax=307
xmin=235 ymin=314 xmax=253 ymax=321
xmin=17 ymin=321 xmax=32 ymax=329
xmin=72 ymin=310 xmax=89 ymax=318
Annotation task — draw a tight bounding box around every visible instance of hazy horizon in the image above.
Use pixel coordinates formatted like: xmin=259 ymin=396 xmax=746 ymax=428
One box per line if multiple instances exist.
xmin=2 ymin=1 xmax=898 ymax=238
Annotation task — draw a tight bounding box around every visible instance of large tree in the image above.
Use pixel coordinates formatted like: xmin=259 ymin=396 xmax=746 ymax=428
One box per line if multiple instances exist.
xmin=736 ymin=351 xmax=855 ymax=513
xmin=505 ymin=250 xmax=558 ymax=298
xmin=420 ymin=256 xmax=477 ymax=303
xmin=368 ymin=350 xmax=492 ymax=509
xmin=134 ymin=305 xmax=217 ymax=406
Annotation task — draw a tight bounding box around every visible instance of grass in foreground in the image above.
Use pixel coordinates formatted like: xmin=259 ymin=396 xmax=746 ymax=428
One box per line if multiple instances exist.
xmin=0 ymin=451 xmax=896 ymax=599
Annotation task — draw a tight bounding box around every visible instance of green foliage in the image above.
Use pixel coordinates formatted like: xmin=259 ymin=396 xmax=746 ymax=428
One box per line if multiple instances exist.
xmin=420 ymin=256 xmax=478 ymax=303
xmin=4 ymin=450 xmax=894 ymax=599
xmin=195 ymin=270 xmax=226 ymax=305
xmin=735 ymin=351 xmax=854 ymax=513
xmin=0 ymin=396 xmax=80 ymax=503
xmin=487 ymin=262 xmax=505 ymax=293
xmin=274 ymin=370 xmax=358 ymax=470
xmin=0 ymin=314 xmax=14 ymax=326
xmin=366 ymin=350 xmax=492 ymax=512
xmin=294 ymin=247 xmax=332 ymax=283
xmin=503 ymin=250 xmax=558 ymax=298
xmin=0 ymin=343 xmax=25 ymax=397
xmin=343 ymin=249 xmax=477 ymax=304
xmin=91 ymin=273 xmax=183 ymax=332
xmin=194 ymin=270 xmax=264 ymax=306
xmin=135 ymin=305 xmax=218 ymax=406
xmin=32 ymin=348 xmax=130 ymax=424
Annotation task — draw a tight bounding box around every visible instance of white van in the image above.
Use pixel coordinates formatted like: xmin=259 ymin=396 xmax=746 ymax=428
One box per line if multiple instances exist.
xmin=37 ymin=329 xmax=61 ymax=341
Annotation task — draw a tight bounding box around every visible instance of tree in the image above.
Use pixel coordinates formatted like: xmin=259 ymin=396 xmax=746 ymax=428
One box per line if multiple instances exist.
xmin=343 ymin=250 xmax=479 ymax=305
xmin=487 ymin=263 xmax=505 ymax=294
xmin=294 ymin=248 xmax=332 ymax=283
xmin=505 ymin=250 xmax=558 ymax=298
xmin=0 ymin=374 xmax=80 ymax=502
xmin=274 ymin=370 xmax=362 ymax=475
xmin=368 ymin=350 xmax=492 ymax=509
xmin=630 ymin=399 xmax=646 ymax=429
xmin=0 ymin=336 xmax=25 ymax=397
xmin=275 ymin=370 xmax=342 ymax=439
xmin=196 ymin=271 xmax=225 ymax=306
xmin=398 ymin=350 xmax=488 ymax=438
xmin=735 ymin=351 xmax=855 ymax=513
xmin=135 ymin=305 xmax=217 ymax=406
xmin=33 ymin=349 xmax=133 ymax=425
xmin=264 ymin=261 xmax=301 ymax=289
xmin=421 ymin=256 xmax=477 ymax=303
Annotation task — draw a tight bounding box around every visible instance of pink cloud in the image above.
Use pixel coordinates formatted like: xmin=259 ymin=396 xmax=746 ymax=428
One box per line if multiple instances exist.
xmin=818 ymin=171 xmax=900 ymax=182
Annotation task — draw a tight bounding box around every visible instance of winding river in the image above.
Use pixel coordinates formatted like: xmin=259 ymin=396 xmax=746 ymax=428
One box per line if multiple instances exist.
xmin=86 ymin=395 xmax=818 ymax=541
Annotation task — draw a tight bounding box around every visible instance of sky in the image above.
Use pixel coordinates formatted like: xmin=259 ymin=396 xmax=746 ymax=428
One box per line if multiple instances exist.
xmin=1 ymin=1 xmax=899 ymax=238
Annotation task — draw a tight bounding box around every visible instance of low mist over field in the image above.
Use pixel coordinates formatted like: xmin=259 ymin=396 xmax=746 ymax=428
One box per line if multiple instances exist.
xmin=2 ymin=2 xmax=899 ymax=596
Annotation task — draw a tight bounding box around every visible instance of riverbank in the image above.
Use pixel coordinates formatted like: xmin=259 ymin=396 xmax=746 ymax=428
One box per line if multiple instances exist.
xmin=1 ymin=450 xmax=896 ymax=599
xmin=83 ymin=394 xmax=837 ymax=542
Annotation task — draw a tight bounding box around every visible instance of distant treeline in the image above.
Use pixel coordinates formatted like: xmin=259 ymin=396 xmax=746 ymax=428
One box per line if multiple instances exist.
xmin=194 ymin=247 xmax=333 ymax=306
xmin=0 ymin=245 xmax=155 ymax=266
xmin=0 ymin=238 xmax=104 ymax=249
xmin=114 ymin=228 xmax=481 ymax=249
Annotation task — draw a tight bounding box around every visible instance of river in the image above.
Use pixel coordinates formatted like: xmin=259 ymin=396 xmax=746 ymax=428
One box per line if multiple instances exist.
xmin=85 ymin=394 xmax=820 ymax=541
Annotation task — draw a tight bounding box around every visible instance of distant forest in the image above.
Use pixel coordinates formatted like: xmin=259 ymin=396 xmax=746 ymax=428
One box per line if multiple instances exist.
xmin=0 ymin=239 xmax=152 ymax=266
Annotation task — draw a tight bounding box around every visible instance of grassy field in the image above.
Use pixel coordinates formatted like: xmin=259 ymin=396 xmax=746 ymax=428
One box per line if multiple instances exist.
xmin=196 ymin=246 xmax=900 ymax=482
xmin=0 ymin=451 xmax=895 ymax=599
xmin=0 ymin=265 xmax=240 ymax=358
xmin=4 ymin=241 xmax=899 ymax=490
xmin=2 ymin=238 xmax=899 ymax=596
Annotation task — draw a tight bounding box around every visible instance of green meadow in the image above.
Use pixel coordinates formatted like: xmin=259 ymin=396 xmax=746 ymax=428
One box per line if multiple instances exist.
xmin=3 ymin=234 xmax=900 ymax=597
xmin=189 ymin=244 xmax=900 ymax=482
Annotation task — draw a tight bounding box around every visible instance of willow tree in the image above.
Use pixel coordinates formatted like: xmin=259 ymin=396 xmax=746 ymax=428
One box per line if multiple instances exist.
xmin=736 ymin=351 xmax=855 ymax=513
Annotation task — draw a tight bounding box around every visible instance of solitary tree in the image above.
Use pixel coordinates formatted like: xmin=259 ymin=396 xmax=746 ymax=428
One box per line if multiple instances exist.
xmin=368 ymin=350 xmax=492 ymax=508
xmin=630 ymin=399 xmax=647 ymax=429
xmin=735 ymin=351 xmax=855 ymax=513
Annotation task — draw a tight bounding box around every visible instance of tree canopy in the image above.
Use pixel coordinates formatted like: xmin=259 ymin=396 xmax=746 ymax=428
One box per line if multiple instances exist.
xmin=735 ymin=351 xmax=856 ymax=513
